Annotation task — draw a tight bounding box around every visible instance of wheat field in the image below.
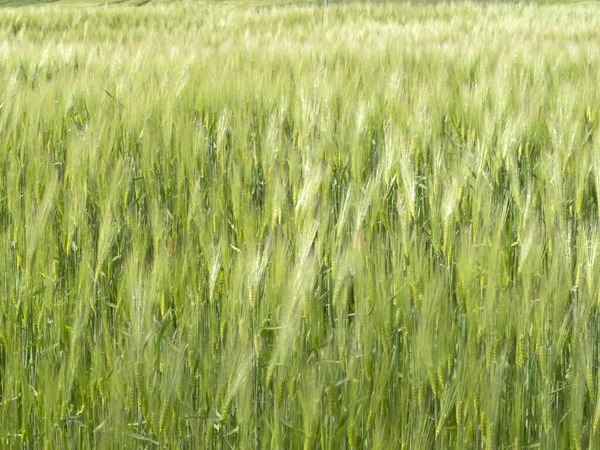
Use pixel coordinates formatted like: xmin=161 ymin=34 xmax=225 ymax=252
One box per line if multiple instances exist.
xmin=1 ymin=1 xmax=600 ymax=448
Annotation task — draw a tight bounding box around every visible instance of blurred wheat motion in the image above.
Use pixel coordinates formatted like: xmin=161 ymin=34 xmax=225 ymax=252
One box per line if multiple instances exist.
xmin=0 ymin=2 xmax=600 ymax=448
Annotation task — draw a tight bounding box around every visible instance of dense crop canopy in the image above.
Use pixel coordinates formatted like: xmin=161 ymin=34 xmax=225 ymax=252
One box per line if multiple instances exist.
xmin=0 ymin=2 xmax=600 ymax=448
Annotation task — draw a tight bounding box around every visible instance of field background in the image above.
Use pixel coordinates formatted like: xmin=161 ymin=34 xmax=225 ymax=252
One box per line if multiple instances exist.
xmin=1 ymin=1 xmax=600 ymax=448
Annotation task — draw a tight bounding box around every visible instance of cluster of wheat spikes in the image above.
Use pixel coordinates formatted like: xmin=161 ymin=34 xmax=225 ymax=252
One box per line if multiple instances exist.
xmin=1 ymin=2 xmax=600 ymax=448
